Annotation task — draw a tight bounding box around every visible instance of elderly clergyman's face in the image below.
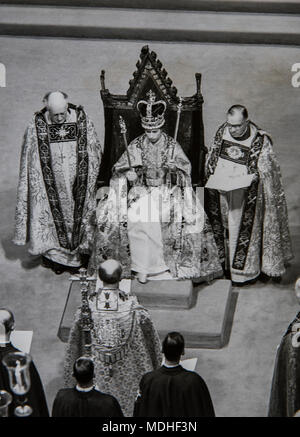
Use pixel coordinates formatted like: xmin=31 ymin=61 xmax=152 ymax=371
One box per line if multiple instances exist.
xmin=49 ymin=106 xmax=68 ymax=124
xmin=227 ymin=112 xmax=248 ymax=138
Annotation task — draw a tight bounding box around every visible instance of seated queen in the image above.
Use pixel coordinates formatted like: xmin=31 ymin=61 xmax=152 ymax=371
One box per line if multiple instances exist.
xmin=89 ymin=90 xmax=222 ymax=284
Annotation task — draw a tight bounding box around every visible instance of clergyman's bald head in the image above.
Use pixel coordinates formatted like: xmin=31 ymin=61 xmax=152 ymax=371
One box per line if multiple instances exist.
xmin=98 ymin=259 xmax=122 ymax=284
xmin=0 ymin=308 xmax=15 ymax=335
xmin=227 ymin=104 xmax=248 ymax=124
xmin=47 ymin=91 xmax=68 ymax=111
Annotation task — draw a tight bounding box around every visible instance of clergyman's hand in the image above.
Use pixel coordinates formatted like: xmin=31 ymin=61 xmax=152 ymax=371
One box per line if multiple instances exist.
xmin=119 ymin=290 xmax=128 ymax=301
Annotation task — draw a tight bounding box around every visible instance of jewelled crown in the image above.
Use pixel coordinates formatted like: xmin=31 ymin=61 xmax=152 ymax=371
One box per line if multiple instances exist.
xmin=137 ymin=90 xmax=167 ymax=129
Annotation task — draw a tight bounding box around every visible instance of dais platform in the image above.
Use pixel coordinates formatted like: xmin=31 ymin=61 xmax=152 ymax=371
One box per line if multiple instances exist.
xmin=58 ymin=276 xmax=234 ymax=349
xmin=133 ymin=277 xmax=194 ymax=309
xmin=145 ymin=279 xmax=234 ymax=349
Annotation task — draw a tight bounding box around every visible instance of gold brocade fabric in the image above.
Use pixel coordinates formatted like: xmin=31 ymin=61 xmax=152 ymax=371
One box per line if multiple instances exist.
xmin=205 ymin=123 xmax=293 ymax=279
xmin=13 ymin=111 xmax=102 ymax=260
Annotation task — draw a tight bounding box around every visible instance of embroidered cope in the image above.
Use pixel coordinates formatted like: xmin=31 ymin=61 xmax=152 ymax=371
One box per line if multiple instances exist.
xmin=13 ymin=105 xmax=102 ymax=266
xmin=205 ymin=122 xmax=293 ymax=282
xmin=64 ymin=292 xmax=162 ymax=417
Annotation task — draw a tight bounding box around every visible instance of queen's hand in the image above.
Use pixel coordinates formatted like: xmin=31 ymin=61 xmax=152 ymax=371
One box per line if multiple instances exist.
xmin=126 ymin=169 xmax=138 ymax=182
xmin=167 ymin=160 xmax=177 ymax=172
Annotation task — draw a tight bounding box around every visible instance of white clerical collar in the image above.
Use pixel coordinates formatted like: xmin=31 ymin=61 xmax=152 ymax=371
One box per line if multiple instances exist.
xmin=102 ymin=287 xmax=118 ymax=291
xmin=163 ymin=363 xmax=180 ymax=368
xmin=75 ymin=384 xmax=94 ymax=392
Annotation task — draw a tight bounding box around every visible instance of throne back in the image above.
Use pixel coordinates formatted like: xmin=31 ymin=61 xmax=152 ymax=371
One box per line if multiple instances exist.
xmin=98 ymin=45 xmax=206 ymax=187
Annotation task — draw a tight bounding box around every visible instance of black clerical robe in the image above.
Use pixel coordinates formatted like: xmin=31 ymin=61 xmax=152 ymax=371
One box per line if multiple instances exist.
xmin=268 ymin=311 xmax=300 ymax=417
xmin=52 ymin=387 xmax=124 ymax=417
xmin=0 ymin=343 xmax=49 ymax=417
xmin=133 ymin=365 xmax=215 ymax=417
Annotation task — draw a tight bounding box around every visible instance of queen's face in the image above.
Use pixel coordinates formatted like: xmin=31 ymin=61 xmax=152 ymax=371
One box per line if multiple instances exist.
xmin=145 ymin=128 xmax=162 ymax=144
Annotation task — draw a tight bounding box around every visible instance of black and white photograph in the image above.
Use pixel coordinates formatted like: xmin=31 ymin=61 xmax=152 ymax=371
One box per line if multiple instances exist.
xmin=0 ymin=0 xmax=300 ymax=422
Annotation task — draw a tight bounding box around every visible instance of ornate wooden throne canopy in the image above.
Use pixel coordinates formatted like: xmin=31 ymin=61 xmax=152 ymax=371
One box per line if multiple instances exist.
xmin=98 ymin=45 xmax=206 ymax=187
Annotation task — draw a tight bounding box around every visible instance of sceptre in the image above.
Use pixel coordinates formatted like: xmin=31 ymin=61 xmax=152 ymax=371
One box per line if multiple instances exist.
xmin=119 ymin=115 xmax=132 ymax=169
xmin=172 ymin=98 xmax=184 ymax=253
xmin=69 ymin=268 xmax=94 ymax=356
xmin=171 ymin=97 xmax=183 ymax=160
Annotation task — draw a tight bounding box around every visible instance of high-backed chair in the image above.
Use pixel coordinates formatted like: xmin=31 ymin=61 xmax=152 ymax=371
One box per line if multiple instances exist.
xmin=98 ymin=45 xmax=206 ymax=187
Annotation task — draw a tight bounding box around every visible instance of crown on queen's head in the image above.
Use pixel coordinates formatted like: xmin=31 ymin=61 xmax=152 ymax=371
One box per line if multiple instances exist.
xmin=137 ymin=90 xmax=167 ymax=130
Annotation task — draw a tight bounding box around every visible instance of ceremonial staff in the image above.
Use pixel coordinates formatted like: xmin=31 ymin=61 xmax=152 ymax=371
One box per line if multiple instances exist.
xmin=119 ymin=115 xmax=132 ymax=169
xmin=167 ymin=97 xmax=183 ymax=190
xmin=70 ymin=268 xmax=95 ymax=356
xmin=171 ymin=97 xmax=183 ymax=159
xmin=170 ymin=97 xmax=183 ymax=254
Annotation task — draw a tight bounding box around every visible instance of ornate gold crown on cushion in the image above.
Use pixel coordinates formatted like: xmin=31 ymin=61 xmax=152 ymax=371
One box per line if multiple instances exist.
xmin=137 ymin=90 xmax=167 ymax=129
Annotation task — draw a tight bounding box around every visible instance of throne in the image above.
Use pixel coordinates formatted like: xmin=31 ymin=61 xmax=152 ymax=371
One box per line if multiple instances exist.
xmin=98 ymin=45 xmax=207 ymax=187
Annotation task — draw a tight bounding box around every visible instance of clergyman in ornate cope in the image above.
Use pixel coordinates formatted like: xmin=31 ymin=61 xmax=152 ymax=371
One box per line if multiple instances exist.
xmin=91 ymin=90 xmax=222 ymax=283
xmin=64 ymin=260 xmax=162 ymax=417
xmin=205 ymin=104 xmax=293 ymax=284
xmin=13 ymin=91 xmax=102 ymax=274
